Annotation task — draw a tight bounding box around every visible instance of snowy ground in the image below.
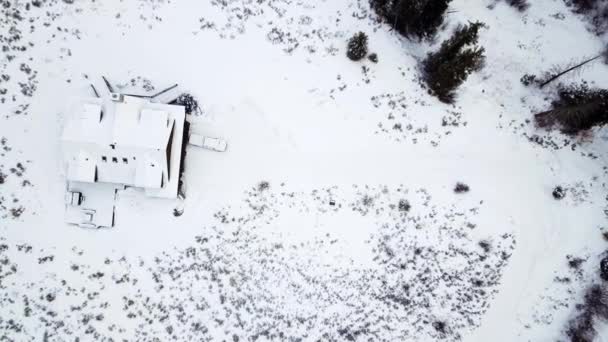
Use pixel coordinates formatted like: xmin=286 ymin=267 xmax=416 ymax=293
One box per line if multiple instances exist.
xmin=2 ymin=0 xmax=608 ymax=341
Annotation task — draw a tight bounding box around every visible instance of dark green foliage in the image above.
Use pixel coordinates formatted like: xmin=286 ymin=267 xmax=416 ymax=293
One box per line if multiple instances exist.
xmin=504 ymin=0 xmax=529 ymax=11
xmin=370 ymin=0 xmax=452 ymax=40
xmin=567 ymin=0 xmax=600 ymax=11
xmin=565 ymin=0 xmax=608 ymax=34
xmin=566 ymin=284 xmax=608 ymax=342
xmin=398 ymin=199 xmax=410 ymax=212
xmin=553 ymin=186 xmax=566 ymax=199
xmin=422 ymin=22 xmax=486 ymax=103
xmin=368 ymin=52 xmax=379 ymax=63
xmin=454 ymin=182 xmax=470 ymax=193
xmin=346 ymin=32 xmax=369 ymax=61
xmin=600 ymin=255 xmax=608 ymax=281
xmin=535 ymin=84 xmax=608 ymax=134
xmin=171 ymin=93 xmax=200 ymax=115
xmin=478 ymin=240 xmax=491 ymax=253
xmin=520 ymin=73 xmax=538 ymax=86
xmin=257 ymin=181 xmax=270 ymax=192
xmin=432 ymin=320 xmax=447 ymax=334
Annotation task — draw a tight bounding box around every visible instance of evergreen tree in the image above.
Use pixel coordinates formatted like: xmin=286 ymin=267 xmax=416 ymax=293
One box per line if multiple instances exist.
xmin=504 ymin=0 xmax=529 ymax=11
xmin=535 ymin=83 xmax=608 ymax=134
xmin=565 ymin=0 xmax=608 ymax=34
xmin=346 ymin=32 xmax=369 ymax=61
xmin=371 ymin=0 xmax=452 ymax=40
xmin=422 ymin=22 xmax=486 ymax=103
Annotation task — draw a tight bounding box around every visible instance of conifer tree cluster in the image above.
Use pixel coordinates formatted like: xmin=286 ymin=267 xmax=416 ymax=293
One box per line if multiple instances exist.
xmin=565 ymin=0 xmax=608 ymax=34
xmin=535 ymin=83 xmax=608 ymax=134
xmin=565 ymin=283 xmax=608 ymax=342
xmin=346 ymin=32 xmax=369 ymax=61
xmin=370 ymin=0 xmax=452 ymax=40
xmin=504 ymin=0 xmax=529 ymax=11
xmin=422 ymin=22 xmax=486 ymax=103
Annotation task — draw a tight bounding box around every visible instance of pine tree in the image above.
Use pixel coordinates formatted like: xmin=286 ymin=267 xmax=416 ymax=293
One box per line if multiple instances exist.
xmin=504 ymin=0 xmax=529 ymax=12
xmin=346 ymin=32 xmax=369 ymax=61
xmin=535 ymin=83 xmax=608 ymax=134
xmin=370 ymin=0 xmax=452 ymax=40
xmin=422 ymin=22 xmax=486 ymax=103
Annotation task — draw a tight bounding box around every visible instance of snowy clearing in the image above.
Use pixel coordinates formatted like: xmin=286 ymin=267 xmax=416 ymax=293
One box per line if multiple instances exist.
xmin=2 ymin=0 xmax=608 ymax=341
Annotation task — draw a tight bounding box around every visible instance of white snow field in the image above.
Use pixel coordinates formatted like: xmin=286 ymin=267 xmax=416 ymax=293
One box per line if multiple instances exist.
xmin=2 ymin=0 xmax=608 ymax=341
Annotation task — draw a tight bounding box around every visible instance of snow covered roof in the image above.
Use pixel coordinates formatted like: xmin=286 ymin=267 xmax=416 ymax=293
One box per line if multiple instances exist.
xmin=112 ymin=106 xmax=173 ymax=150
xmin=62 ymin=99 xmax=174 ymax=150
xmin=66 ymin=153 xmax=96 ymax=183
xmin=61 ymin=95 xmax=186 ymax=199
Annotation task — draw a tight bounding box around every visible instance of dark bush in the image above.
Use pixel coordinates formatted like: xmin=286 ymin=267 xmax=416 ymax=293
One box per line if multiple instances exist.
xmin=535 ymin=83 xmax=608 ymax=134
xmin=520 ymin=73 xmax=538 ymax=86
xmin=422 ymin=22 xmax=486 ymax=103
xmin=504 ymin=0 xmax=529 ymax=11
xmin=566 ymin=310 xmax=595 ymax=342
xmin=368 ymin=53 xmax=379 ymax=63
xmin=398 ymin=199 xmax=411 ymax=212
xmin=567 ymin=0 xmax=599 ymax=12
xmin=432 ymin=320 xmax=447 ymax=334
xmin=565 ymin=283 xmax=608 ymax=342
xmin=257 ymin=181 xmax=270 ymax=192
xmin=370 ymin=0 xmax=452 ymax=40
xmin=454 ymin=182 xmax=470 ymax=193
xmin=584 ymin=284 xmax=608 ymax=319
xmin=478 ymin=240 xmax=491 ymax=253
xmin=565 ymin=0 xmax=608 ymax=34
xmin=347 ymin=32 xmax=369 ymax=61
xmin=601 ymin=255 xmax=608 ymax=281
xmin=553 ymin=186 xmax=566 ymax=199
xmin=568 ymin=257 xmax=586 ymax=270
xmin=171 ymin=93 xmax=200 ymax=115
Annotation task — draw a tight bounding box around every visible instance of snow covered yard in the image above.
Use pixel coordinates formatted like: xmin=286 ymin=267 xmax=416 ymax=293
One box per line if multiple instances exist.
xmin=2 ymin=0 xmax=608 ymax=341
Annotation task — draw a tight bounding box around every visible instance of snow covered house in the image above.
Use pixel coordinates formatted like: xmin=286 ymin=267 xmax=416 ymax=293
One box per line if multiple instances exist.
xmin=61 ymin=93 xmax=186 ymax=228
